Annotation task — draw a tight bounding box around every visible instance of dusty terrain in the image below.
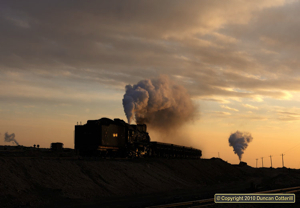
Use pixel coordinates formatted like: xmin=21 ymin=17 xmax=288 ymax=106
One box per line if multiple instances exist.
xmin=0 ymin=156 xmax=300 ymax=208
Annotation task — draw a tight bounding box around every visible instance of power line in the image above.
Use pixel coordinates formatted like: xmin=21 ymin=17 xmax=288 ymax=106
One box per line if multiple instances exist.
xmin=283 ymin=142 xmax=300 ymax=154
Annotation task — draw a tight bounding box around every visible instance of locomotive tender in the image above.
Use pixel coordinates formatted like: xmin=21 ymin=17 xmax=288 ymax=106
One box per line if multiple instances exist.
xmin=75 ymin=117 xmax=202 ymax=158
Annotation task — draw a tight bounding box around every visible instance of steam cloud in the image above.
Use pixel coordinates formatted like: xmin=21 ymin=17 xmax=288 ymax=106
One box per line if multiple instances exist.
xmin=4 ymin=132 xmax=19 ymax=146
xmin=122 ymin=75 xmax=197 ymax=131
xmin=228 ymin=131 xmax=253 ymax=160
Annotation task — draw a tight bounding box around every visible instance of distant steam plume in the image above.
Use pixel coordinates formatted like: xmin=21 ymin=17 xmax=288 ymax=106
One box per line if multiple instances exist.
xmin=4 ymin=132 xmax=19 ymax=146
xmin=228 ymin=131 xmax=253 ymax=160
xmin=122 ymin=75 xmax=197 ymax=132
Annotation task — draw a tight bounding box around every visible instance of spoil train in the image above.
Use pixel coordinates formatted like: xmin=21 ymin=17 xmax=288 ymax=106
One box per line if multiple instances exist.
xmin=75 ymin=118 xmax=202 ymax=158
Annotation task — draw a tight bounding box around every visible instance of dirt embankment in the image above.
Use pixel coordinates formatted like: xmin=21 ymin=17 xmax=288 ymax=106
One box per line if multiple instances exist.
xmin=1 ymin=157 xmax=300 ymax=207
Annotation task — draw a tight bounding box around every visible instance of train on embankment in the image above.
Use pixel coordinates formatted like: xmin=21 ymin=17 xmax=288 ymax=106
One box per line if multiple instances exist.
xmin=75 ymin=118 xmax=202 ymax=158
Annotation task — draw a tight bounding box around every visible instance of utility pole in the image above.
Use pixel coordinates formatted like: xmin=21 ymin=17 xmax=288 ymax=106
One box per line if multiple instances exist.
xmin=261 ymin=157 xmax=264 ymax=167
xmin=218 ymin=152 xmax=220 ymax=158
xmin=281 ymin=154 xmax=285 ymax=167
xmin=270 ymin=155 xmax=272 ymax=168
xmin=256 ymin=159 xmax=258 ymax=168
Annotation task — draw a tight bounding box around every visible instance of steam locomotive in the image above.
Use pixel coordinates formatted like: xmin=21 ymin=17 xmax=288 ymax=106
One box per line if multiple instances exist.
xmin=75 ymin=118 xmax=202 ymax=158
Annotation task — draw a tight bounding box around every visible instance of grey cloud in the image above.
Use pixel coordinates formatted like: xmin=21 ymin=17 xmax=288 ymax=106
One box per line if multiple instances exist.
xmin=277 ymin=111 xmax=300 ymax=116
xmin=276 ymin=110 xmax=300 ymax=121
xmin=200 ymin=98 xmax=229 ymax=103
xmin=277 ymin=116 xmax=300 ymax=121
xmin=0 ymin=0 xmax=299 ymax=103
xmin=239 ymin=115 xmax=267 ymax=121
xmin=220 ymin=1 xmax=300 ymax=74
xmin=207 ymin=111 xmax=231 ymax=117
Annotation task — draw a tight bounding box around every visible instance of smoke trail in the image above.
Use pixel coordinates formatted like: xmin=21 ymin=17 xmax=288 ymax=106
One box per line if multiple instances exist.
xmin=122 ymin=75 xmax=197 ymax=132
xmin=4 ymin=132 xmax=19 ymax=146
xmin=228 ymin=131 xmax=253 ymax=160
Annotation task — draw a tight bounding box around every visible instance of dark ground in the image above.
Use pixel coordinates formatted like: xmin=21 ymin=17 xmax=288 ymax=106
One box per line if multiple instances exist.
xmin=0 ymin=156 xmax=300 ymax=208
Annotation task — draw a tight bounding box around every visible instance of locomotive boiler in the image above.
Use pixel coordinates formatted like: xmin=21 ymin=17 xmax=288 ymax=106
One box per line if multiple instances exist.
xmin=75 ymin=117 xmax=202 ymax=158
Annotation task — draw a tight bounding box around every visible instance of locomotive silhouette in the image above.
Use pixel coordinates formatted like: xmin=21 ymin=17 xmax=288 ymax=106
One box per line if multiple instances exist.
xmin=75 ymin=117 xmax=202 ymax=158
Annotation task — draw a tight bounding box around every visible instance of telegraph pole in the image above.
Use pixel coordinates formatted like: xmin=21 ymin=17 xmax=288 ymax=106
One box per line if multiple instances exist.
xmin=256 ymin=159 xmax=258 ymax=168
xmin=281 ymin=154 xmax=285 ymax=167
xmin=261 ymin=157 xmax=264 ymax=167
xmin=270 ymin=155 xmax=272 ymax=168
xmin=218 ymin=152 xmax=220 ymax=158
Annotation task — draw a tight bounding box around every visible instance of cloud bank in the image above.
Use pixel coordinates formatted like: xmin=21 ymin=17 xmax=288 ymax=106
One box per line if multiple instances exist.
xmin=1 ymin=0 xmax=300 ymax=105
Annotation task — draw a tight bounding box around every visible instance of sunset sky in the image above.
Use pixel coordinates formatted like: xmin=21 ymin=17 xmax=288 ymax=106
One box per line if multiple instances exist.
xmin=2 ymin=0 xmax=300 ymax=168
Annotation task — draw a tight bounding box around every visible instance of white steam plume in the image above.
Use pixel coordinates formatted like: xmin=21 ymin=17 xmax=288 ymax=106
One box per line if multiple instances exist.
xmin=4 ymin=132 xmax=19 ymax=146
xmin=122 ymin=75 xmax=197 ymax=131
xmin=228 ymin=131 xmax=253 ymax=161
